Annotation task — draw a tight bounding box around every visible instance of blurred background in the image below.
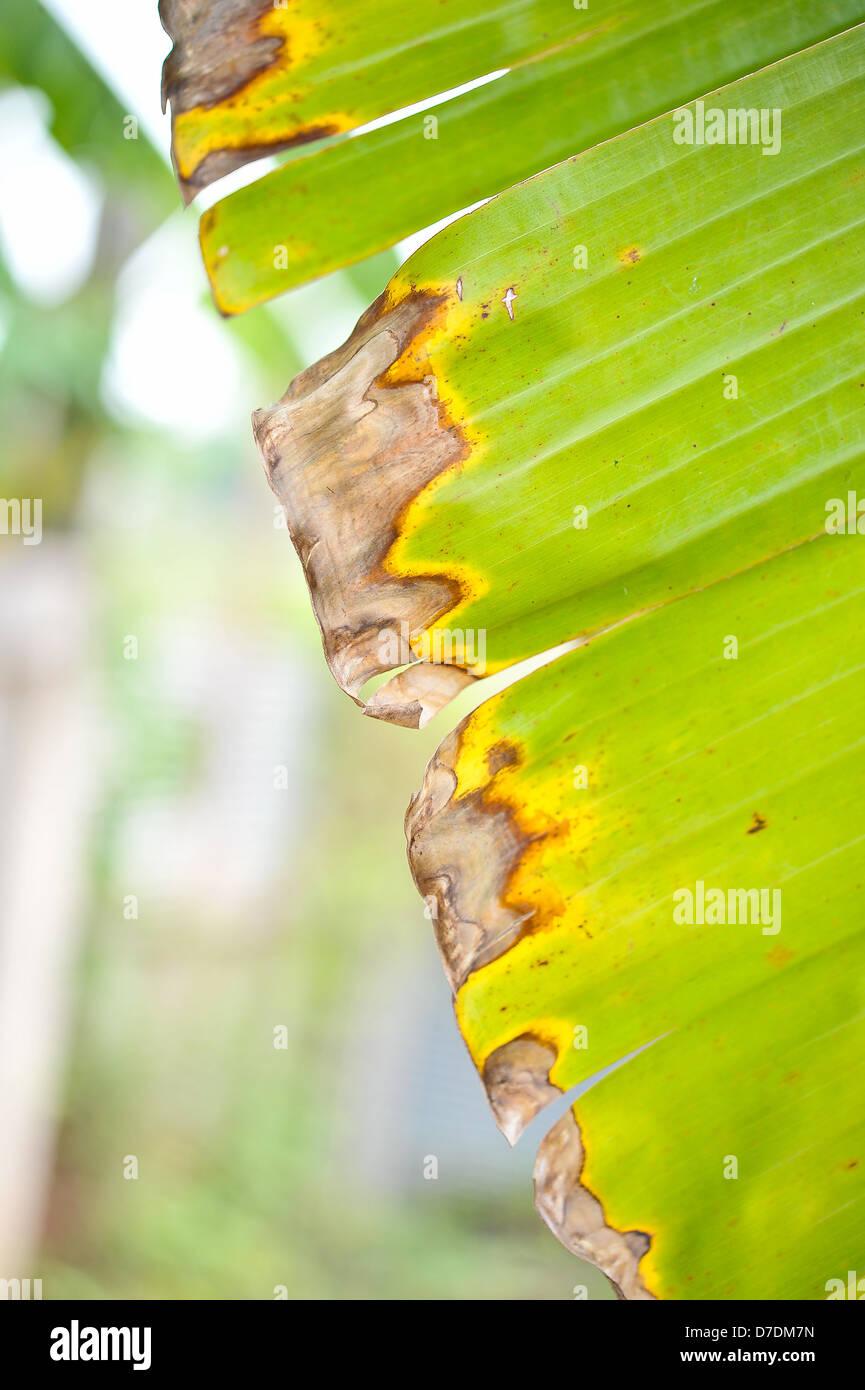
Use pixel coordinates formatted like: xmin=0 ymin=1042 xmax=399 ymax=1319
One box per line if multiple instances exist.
xmin=0 ymin=0 xmax=610 ymax=1299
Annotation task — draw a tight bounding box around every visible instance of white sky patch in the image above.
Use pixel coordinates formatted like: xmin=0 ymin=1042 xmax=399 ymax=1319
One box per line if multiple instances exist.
xmin=37 ymin=0 xmax=278 ymax=213
xmin=0 ymin=87 xmax=103 ymax=306
xmin=101 ymin=215 xmax=252 ymax=441
xmin=39 ymin=0 xmax=171 ymax=154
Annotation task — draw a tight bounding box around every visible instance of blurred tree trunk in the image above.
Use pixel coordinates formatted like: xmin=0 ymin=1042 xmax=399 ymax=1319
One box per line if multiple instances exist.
xmin=0 ymin=540 xmax=97 ymax=1279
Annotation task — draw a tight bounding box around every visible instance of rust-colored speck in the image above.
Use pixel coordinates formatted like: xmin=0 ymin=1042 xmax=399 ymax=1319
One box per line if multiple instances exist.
xmin=766 ymin=945 xmax=795 ymax=969
xmin=486 ymin=740 xmax=520 ymax=775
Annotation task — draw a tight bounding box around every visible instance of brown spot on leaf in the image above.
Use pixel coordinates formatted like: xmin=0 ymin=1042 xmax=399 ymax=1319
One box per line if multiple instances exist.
xmin=486 ymin=740 xmax=520 ymax=776
xmin=255 ymin=288 xmax=477 ymax=728
xmin=482 ymin=1036 xmax=561 ymax=1145
xmin=184 ymin=125 xmax=341 ymax=203
xmin=160 ymin=0 xmax=342 ymax=200
xmin=766 ymin=945 xmax=794 ymax=968
xmin=534 ymin=1108 xmax=655 ymax=1300
xmin=160 ymin=0 xmax=280 ymax=114
xmin=406 ymin=729 xmax=538 ymax=989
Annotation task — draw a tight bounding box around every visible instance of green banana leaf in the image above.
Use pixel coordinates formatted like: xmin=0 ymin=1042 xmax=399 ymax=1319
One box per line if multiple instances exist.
xmin=160 ymin=0 xmax=597 ymax=201
xmin=253 ymin=29 xmax=865 ymax=728
xmin=254 ymin=26 xmax=865 ymax=1296
xmin=162 ymin=0 xmax=865 ymax=1298
xmin=199 ymin=0 xmax=865 ymax=311
xmin=406 ymin=530 xmax=864 ymax=1297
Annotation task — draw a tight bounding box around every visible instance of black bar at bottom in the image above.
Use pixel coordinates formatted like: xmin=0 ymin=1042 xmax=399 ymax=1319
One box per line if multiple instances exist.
xmin=1 ymin=1297 xmax=861 ymax=1375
